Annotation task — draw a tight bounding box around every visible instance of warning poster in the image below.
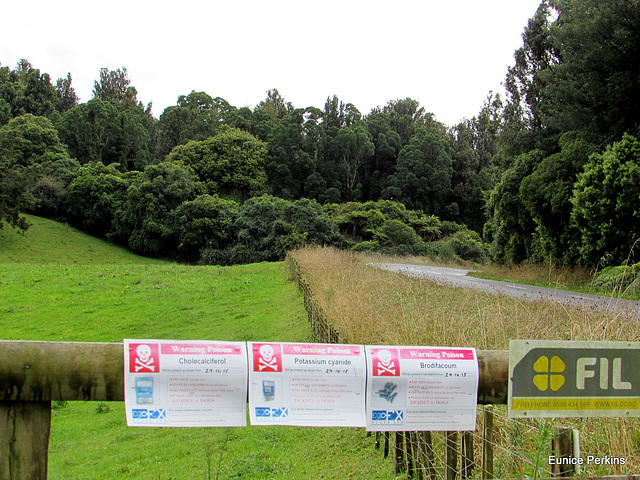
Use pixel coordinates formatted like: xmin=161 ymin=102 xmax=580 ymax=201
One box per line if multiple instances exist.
xmin=124 ymin=339 xmax=248 ymax=427
xmin=365 ymin=345 xmax=479 ymax=431
xmin=248 ymin=342 xmax=366 ymax=427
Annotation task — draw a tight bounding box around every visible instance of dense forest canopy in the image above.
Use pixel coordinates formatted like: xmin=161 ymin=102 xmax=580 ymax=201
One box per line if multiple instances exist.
xmin=1 ymin=0 xmax=639 ymax=269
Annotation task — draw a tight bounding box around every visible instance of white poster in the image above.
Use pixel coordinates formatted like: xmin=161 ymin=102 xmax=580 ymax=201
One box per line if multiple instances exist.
xmin=365 ymin=345 xmax=479 ymax=431
xmin=248 ymin=342 xmax=366 ymax=427
xmin=124 ymin=339 xmax=248 ymax=427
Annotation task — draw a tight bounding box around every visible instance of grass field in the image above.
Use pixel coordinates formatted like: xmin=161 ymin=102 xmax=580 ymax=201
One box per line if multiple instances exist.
xmin=0 ymin=217 xmax=393 ymax=479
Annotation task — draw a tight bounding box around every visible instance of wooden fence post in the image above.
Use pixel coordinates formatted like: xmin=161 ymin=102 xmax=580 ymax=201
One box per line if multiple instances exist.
xmin=418 ymin=431 xmax=436 ymax=480
xmin=445 ymin=431 xmax=458 ymax=480
xmin=482 ymin=405 xmax=495 ymax=479
xmin=0 ymin=401 xmax=51 ymax=480
xmin=412 ymin=431 xmax=425 ymax=480
xmin=406 ymin=431 xmax=416 ymax=478
xmin=383 ymin=431 xmax=390 ymax=459
xmin=551 ymin=426 xmax=577 ymax=477
xmin=461 ymin=431 xmax=474 ymax=479
xmin=395 ymin=432 xmax=406 ymax=474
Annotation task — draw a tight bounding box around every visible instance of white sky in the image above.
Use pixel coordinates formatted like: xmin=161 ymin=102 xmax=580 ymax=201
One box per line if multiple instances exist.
xmin=1 ymin=0 xmax=541 ymax=126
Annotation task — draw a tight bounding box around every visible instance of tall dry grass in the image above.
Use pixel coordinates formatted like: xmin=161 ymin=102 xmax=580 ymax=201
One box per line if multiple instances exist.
xmin=290 ymin=246 xmax=640 ymax=349
xmin=290 ymin=246 xmax=640 ymax=476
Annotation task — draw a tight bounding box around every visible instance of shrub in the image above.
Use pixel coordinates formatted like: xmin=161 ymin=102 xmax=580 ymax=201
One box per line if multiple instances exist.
xmin=374 ymin=219 xmax=435 ymax=256
xmin=351 ymin=240 xmax=379 ymax=252
xmin=448 ymin=229 xmax=489 ymax=264
xmin=434 ymin=241 xmax=461 ymax=263
xmin=174 ymin=194 xmax=239 ymax=261
xmin=30 ymin=175 xmax=66 ymax=217
xmin=593 ymin=263 xmax=640 ymax=294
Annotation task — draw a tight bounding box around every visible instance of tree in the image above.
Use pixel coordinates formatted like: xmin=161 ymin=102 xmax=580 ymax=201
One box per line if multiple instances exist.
xmin=173 ymin=194 xmax=239 ymax=261
xmin=64 ymin=163 xmax=130 ymax=237
xmin=544 ymin=0 xmax=640 ymax=145
xmin=0 ymin=163 xmax=33 ymax=230
xmin=301 ymin=107 xmax=325 ymax=172
xmin=325 ymin=200 xmax=425 ymax=243
xmin=381 ymin=98 xmax=436 ymax=146
xmin=56 ymin=98 xmax=154 ymax=171
xmin=0 ymin=63 xmax=17 ymax=123
xmin=226 ymin=106 xmax=255 ymax=133
xmin=0 ymin=114 xmax=71 ymax=229
xmin=30 ymin=157 xmax=81 ymax=218
xmin=470 ymin=92 xmax=502 ymax=176
xmin=334 ymin=125 xmax=374 ymax=199
xmin=506 ymin=1 xmax=559 ymax=130
xmin=256 ymin=88 xmax=294 ymax=121
xmin=519 ymin=132 xmax=596 ymax=263
xmin=571 ymin=134 xmax=640 ymax=267
xmin=323 ymin=95 xmax=361 ymax=129
xmin=285 ymin=197 xmax=340 ymax=246
xmin=265 ymin=110 xmax=313 ymax=200
xmin=248 ymin=108 xmax=277 ymax=142
xmin=56 ymin=98 xmax=120 ymax=164
xmin=0 ymin=60 xmax=59 ymax=120
xmin=156 ymin=105 xmax=198 ymax=159
xmin=449 ymin=121 xmax=479 ymax=222
xmin=312 ymin=98 xmax=367 ymax=202
xmin=499 ymin=1 xmax=560 ymax=162
xmin=166 ymin=126 xmax=268 ymax=202
xmin=327 ymin=201 xmax=387 ymax=242
xmin=486 ymin=150 xmax=544 ymax=263
xmin=178 ymin=94 xmax=234 ymax=141
xmin=382 ymin=127 xmax=453 ymax=215
xmin=119 ymin=108 xmax=155 ymax=170
xmin=0 ymin=114 xmax=70 ymax=167
xmin=448 ymin=106 xmax=499 ymax=231
xmin=234 ymin=195 xmax=294 ymax=262
xmin=229 ymin=195 xmax=340 ymax=263
xmin=55 ymin=73 xmax=79 ymax=113
xmin=0 ymin=100 xmax=11 ymax=126
xmin=362 ymin=112 xmax=402 ymax=200
xmin=156 ymin=92 xmax=237 ymax=160
xmin=114 ymin=161 xmax=198 ymax=256
xmin=92 ymin=67 xmax=147 ymax=112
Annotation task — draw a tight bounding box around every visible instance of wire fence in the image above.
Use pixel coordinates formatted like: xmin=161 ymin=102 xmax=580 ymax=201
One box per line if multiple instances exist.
xmin=287 ymin=255 xmax=640 ymax=479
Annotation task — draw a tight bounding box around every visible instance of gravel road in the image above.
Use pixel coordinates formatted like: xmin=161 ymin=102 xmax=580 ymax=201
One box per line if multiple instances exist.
xmin=369 ymin=263 xmax=640 ymax=318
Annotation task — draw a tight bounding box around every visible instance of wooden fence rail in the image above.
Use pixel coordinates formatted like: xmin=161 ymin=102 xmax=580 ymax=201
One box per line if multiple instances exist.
xmin=0 ymin=341 xmax=508 ymax=404
xmin=0 ymin=340 xmax=509 ymax=479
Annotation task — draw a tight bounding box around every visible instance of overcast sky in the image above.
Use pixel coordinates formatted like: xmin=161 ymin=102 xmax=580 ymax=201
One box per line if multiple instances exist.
xmin=1 ymin=0 xmax=542 ymax=126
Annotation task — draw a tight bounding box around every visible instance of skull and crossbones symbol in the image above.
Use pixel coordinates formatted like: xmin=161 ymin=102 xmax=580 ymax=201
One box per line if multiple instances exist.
xmin=258 ymin=344 xmax=278 ymax=371
xmin=376 ymin=349 xmax=396 ymax=375
xmin=135 ymin=344 xmax=155 ymax=372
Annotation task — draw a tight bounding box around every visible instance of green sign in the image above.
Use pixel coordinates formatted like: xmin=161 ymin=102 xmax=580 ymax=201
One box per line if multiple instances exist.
xmin=509 ymin=340 xmax=640 ymax=418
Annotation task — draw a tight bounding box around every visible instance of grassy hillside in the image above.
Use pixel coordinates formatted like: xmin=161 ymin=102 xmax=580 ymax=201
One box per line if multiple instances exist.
xmin=0 ymin=214 xmax=165 ymax=264
xmin=0 ymin=217 xmax=392 ymax=479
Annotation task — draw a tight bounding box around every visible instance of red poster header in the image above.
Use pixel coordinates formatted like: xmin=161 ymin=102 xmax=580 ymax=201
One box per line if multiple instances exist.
xmin=282 ymin=343 xmax=362 ymax=356
xmin=160 ymin=343 xmax=243 ymax=355
xmin=400 ymin=348 xmax=475 ymax=360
